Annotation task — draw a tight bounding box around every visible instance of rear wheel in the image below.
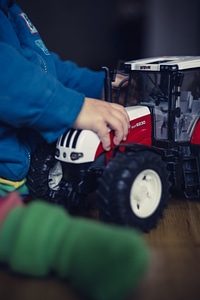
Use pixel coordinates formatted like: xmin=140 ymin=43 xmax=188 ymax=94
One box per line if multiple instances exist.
xmin=97 ymin=150 xmax=171 ymax=232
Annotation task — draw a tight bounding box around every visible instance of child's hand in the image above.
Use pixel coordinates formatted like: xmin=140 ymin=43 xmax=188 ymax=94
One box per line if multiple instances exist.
xmin=73 ymin=97 xmax=130 ymax=151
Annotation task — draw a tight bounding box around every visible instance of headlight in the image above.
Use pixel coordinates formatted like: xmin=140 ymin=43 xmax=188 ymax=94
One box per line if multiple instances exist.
xmin=70 ymin=152 xmax=84 ymax=161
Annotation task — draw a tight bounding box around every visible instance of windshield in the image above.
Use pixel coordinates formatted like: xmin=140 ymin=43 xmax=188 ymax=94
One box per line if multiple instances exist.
xmin=127 ymin=72 xmax=169 ymax=105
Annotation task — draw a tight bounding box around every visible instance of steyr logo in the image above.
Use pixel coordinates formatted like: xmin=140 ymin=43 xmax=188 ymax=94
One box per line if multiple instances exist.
xmin=131 ymin=120 xmax=146 ymax=129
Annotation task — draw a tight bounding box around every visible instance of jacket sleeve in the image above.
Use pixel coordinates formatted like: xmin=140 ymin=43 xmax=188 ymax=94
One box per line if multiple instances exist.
xmin=0 ymin=42 xmax=85 ymax=143
xmin=51 ymin=52 xmax=105 ymax=99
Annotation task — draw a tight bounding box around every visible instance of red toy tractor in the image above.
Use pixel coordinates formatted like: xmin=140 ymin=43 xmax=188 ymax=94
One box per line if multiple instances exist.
xmin=27 ymin=56 xmax=200 ymax=232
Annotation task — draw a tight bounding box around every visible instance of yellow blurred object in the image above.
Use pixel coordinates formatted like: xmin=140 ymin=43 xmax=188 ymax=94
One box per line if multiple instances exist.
xmin=0 ymin=178 xmax=25 ymax=189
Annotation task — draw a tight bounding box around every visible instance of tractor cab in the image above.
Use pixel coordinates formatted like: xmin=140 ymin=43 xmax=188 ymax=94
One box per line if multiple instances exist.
xmin=115 ymin=56 xmax=200 ymax=145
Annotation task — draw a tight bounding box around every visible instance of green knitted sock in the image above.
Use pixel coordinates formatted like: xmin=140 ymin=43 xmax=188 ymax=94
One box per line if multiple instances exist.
xmin=0 ymin=201 xmax=149 ymax=300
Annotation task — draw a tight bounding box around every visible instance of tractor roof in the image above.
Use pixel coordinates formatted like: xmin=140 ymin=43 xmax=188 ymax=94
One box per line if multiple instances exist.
xmin=125 ymin=56 xmax=200 ymax=72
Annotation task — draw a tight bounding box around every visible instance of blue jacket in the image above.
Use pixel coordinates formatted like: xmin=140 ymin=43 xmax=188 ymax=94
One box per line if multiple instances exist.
xmin=0 ymin=0 xmax=105 ymax=181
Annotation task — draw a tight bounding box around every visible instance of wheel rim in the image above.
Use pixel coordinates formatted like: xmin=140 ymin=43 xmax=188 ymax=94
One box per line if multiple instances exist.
xmin=130 ymin=169 xmax=162 ymax=218
xmin=48 ymin=161 xmax=63 ymax=191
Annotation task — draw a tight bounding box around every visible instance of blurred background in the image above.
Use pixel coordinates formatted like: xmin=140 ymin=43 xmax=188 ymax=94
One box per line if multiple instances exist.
xmin=17 ymin=0 xmax=200 ymax=70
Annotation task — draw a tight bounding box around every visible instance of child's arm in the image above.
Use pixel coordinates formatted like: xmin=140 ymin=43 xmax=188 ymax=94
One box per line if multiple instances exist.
xmin=51 ymin=52 xmax=105 ymax=99
xmin=0 ymin=43 xmax=129 ymax=150
xmin=0 ymin=43 xmax=84 ymax=142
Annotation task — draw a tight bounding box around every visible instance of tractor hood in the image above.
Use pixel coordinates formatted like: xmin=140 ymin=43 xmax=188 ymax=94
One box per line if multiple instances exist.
xmin=55 ymin=105 xmax=152 ymax=164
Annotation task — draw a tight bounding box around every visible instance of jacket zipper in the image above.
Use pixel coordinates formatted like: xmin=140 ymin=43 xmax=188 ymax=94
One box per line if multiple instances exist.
xmin=38 ymin=54 xmax=48 ymax=73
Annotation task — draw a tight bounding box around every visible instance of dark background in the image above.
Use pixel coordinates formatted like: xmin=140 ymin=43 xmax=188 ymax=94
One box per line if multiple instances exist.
xmin=17 ymin=0 xmax=200 ymax=70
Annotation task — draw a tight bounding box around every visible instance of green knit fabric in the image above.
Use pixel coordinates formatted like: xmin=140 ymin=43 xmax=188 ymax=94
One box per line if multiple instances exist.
xmin=0 ymin=201 xmax=149 ymax=300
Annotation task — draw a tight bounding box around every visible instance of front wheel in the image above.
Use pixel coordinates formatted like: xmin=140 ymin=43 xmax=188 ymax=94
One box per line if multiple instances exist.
xmin=97 ymin=150 xmax=171 ymax=232
xmin=26 ymin=142 xmax=84 ymax=209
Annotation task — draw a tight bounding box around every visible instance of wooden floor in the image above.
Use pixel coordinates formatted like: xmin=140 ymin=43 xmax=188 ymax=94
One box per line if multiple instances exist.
xmin=134 ymin=197 xmax=200 ymax=300
xmin=0 ymin=196 xmax=200 ymax=300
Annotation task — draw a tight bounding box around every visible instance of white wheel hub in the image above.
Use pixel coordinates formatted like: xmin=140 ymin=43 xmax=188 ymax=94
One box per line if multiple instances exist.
xmin=130 ymin=169 xmax=162 ymax=218
xmin=48 ymin=161 xmax=63 ymax=191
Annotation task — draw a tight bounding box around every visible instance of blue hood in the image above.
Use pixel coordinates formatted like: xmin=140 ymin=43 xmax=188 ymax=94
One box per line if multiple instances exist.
xmin=0 ymin=0 xmax=14 ymax=13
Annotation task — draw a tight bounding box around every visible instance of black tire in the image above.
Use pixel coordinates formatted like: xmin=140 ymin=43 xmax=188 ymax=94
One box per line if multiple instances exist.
xmin=96 ymin=150 xmax=171 ymax=232
xmin=27 ymin=142 xmax=83 ymax=209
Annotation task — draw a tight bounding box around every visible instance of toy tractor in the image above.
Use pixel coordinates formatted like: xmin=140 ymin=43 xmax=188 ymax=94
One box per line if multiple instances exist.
xmin=27 ymin=56 xmax=200 ymax=232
